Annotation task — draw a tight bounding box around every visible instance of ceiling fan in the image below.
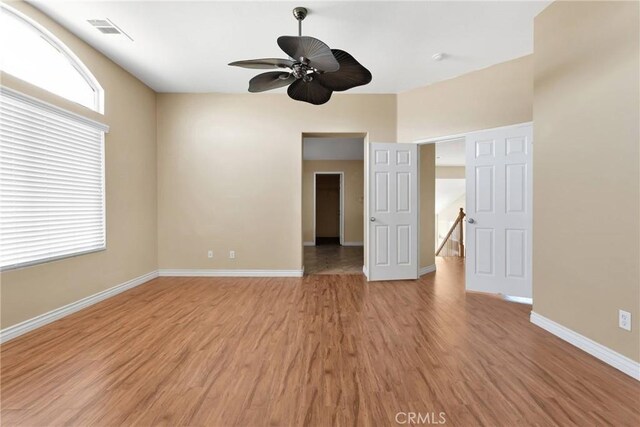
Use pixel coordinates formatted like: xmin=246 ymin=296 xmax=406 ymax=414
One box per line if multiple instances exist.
xmin=228 ymin=7 xmax=372 ymax=105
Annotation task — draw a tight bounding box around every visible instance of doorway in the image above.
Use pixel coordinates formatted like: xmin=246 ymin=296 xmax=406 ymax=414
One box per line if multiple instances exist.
xmin=314 ymin=173 xmax=343 ymax=245
xmin=414 ymin=122 xmax=533 ymax=299
xmin=302 ymin=134 xmax=365 ymax=275
xmin=434 ymin=138 xmax=466 ymax=258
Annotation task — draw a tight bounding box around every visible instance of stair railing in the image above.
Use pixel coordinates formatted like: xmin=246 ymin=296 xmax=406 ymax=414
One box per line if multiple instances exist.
xmin=436 ymin=208 xmax=465 ymax=257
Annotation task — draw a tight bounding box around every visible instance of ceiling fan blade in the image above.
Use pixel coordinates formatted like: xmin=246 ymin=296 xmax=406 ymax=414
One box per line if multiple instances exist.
xmin=287 ymin=79 xmax=333 ymax=105
xmin=248 ymin=71 xmax=296 ymax=92
xmin=277 ymin=36 xmax=340 ymax=72
xmin=229 ymin=58 xmax=295 ymax=69
xmin=316 ymin=50 xmax=372 ymax=92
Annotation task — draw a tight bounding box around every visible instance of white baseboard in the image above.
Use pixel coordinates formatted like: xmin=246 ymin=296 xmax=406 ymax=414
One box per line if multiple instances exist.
xmin=303 ymin=241 xmax=315 ymax=247
xmin=503 ymin=295 xmax=533 ymax=305
xmin=364 ymin=265 xmax=431 ymax=279
xmin=158 ymin=269 xmax=304 ymax=278
xmin=530 ymin=312 xmax=640 ymax=380
xmin=0 ymin=270 xmax=159 ymax=344
xmin=419 ymin=264 xmax=436 ymax=276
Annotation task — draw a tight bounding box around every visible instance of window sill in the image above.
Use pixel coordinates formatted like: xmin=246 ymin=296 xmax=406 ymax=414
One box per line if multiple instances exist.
xmin=0 ymin=246 xmax=107 ymax=272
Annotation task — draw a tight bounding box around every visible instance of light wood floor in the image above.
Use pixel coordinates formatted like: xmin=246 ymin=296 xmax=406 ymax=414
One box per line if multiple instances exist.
xmin=304 ymin=245 xmax=363 ymax=275
xmin=1 ymin=258 xmax=639 ymax=426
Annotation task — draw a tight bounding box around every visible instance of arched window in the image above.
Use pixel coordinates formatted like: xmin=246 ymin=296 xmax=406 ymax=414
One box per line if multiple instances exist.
xmin=0 ymin=5 xmax=104 ymax=113
xmin=0 ymin=5 xmax=109 ymax=270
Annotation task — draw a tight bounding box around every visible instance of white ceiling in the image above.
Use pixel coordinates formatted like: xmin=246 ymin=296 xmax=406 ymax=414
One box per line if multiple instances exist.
xmin=436 ymin=138 xmax=465 ymax=166
xmin=30 ymin=1 xmax=550 ymax=94
xmin=303 ymin=137 xmax=364 ymax=160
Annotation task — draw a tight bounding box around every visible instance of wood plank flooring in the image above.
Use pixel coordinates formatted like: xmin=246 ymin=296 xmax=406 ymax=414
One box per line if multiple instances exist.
xmin=1 ymin=258 xmax=639 ymax=426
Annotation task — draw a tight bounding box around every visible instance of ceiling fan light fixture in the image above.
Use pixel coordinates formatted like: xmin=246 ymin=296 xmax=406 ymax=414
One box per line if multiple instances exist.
xmin=228 ymin=6 xmax=372 ymax=105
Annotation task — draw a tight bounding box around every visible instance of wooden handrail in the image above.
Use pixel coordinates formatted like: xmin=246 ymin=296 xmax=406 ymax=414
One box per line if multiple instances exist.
xmin=436 ymin=208 xmax=465 ymax=257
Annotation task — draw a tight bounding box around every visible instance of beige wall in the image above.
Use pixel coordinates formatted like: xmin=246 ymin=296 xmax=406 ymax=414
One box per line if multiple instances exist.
xmin=157 ymin=94 xmax=396 ymax=270
xmin=436 ymin=166 xmax=465 ymax=179
xmin=397 ymin=55 xmax=533 ymax=143
xmin=419 ymin=145 xmax=436 ymax=269
xmin=0 ymin=1 xmax=157 ymax=328
xmin=533 ymin=0 xmax=640 ymax=362
xmin=303 ymin=160 xmax=364 ymax=244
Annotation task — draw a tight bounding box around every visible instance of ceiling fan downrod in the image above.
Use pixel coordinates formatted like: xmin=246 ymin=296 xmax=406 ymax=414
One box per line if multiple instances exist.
xmin=292 ymin=7 xmax=307 ymax=36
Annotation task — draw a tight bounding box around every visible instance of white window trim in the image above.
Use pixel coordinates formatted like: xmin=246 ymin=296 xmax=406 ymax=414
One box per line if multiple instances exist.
xmin=1 ymin=4 xmax=105 ymax=114
xmin=0 ymin=86 xmax=109 ymax=271
xmin=0 ymin=86 xmax=109 ymax=132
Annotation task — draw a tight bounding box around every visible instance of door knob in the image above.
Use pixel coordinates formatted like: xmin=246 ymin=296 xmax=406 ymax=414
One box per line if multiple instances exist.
xmin=370 ymin=217 xmax=376 ymax=222
xmin=467 ymin=218 xmax=476 ymax=224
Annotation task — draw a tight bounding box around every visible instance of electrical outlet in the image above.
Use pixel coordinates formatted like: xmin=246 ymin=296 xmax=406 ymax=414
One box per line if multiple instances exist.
xmin=619 ymin=310 xmax=631 ymax=331
xmin=229 ymin=250 xmax=235 ymax=259
xmin=207 ymin=250 xmax=213 ymax=259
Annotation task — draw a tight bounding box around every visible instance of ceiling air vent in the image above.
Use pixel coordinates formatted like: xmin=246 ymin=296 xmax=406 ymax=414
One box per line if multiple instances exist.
xmin=87 ymin=19 xmax=110 ymax=27
xmin=87 ymin=18 xmax=133 ymax=41
xmin=97 ymin=27 xmax=121 ymax=35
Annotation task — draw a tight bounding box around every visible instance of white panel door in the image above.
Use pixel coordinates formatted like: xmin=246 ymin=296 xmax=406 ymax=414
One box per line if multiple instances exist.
xmin=465 ymin=124 xmax=532 ymax=297
xmin=368 ymin=143 xmax=418 ymax=281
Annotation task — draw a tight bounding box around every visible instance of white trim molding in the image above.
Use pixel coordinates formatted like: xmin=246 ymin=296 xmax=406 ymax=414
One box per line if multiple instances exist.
xmin=531 ymin=312 xmax=640 ymax=381
xmin=342 ymin=241 xmax=364 ymax=247
xmin=504 ymin=295 xmax=533 ymax=305
xmin=303 ymin=241 xmax=315 ymax=247
xmin=0 ymin=86 xmax=108 ymax=131
xmin=419 ymin=264 xmax=436 ymax=276
xmin=362 ymin=265 xmax=368 ymax=279
xmin=158 ymin=269 xmax=304 ymax=278
xmin=0 ymin=270 xmax=158 ymax=344
xmin=413 ymin=122 xmax=532 ymax=145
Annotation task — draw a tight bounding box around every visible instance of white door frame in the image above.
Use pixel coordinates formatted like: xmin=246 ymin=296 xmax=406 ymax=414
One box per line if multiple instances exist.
xmin=413 ymin=121 xmax=533 ymax=300
xmin=313 ymin=171 xmax=344 ymax=246
xmin=413 ymin=122 xmax=533 ymax=145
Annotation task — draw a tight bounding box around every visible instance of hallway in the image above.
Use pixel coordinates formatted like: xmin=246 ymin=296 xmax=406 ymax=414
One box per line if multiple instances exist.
xmin=304 ymin=245 xmax=363 ymax=275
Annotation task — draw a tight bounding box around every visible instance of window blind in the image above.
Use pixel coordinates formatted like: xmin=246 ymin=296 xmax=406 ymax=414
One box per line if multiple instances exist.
xmin=0 ymin=87 xmax=108 ymax=270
